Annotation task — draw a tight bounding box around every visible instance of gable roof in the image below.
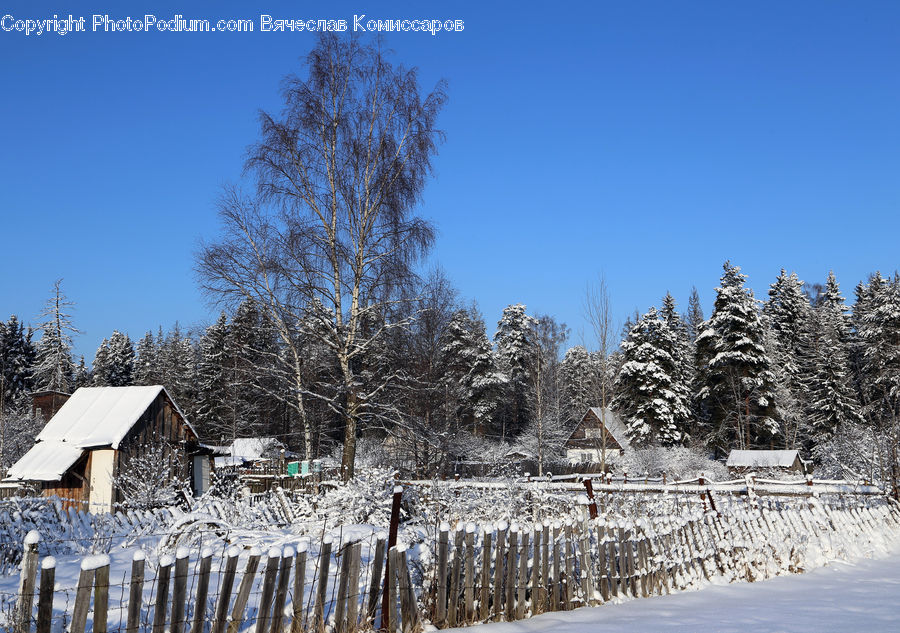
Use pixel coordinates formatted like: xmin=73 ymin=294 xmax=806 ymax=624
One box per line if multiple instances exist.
xmin=35 ymin=385 xmax=194 ymax=449
xmin=726 ymin=449 xmax=801 ymax=468
xmin=585 ymin=407 xmax=631 ymax=450
xmin=6 ymin=441 xmax=84 ymax=481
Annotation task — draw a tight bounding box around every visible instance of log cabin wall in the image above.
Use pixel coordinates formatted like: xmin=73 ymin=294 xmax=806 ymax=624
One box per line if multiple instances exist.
xmin=112 ymin=391 xmax=198 ymax=504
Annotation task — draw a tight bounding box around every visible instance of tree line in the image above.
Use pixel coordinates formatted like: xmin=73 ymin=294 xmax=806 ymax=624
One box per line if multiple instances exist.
xmin=1 ymin=261 xmax=898 ymax=485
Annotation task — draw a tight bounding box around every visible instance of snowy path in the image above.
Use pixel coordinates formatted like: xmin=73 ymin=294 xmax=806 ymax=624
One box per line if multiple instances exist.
xmin=447 ymin=553 xmax=900 ymax=633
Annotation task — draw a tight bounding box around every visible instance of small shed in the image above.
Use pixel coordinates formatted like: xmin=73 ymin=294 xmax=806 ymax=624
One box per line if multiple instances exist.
xmin=215 ymin=437 xmax=286 ymax=469
xmin=726 ymin=450 xmax=807 ymax=476
xmin=4 ymin=386 xmax=209 ymax=512
xmin=565 ymin=407 xmax=630 ymax=465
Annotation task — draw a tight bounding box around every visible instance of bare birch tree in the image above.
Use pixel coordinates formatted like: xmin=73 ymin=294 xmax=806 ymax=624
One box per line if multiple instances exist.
xmin=583 ymin=274 xmax=616 ymax=471
xmin=198 ymin=35 xmax=445 ymax=479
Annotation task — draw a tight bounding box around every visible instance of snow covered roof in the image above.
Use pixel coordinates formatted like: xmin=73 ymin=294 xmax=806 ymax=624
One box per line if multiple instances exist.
xmin=229 ymin=438 xmax=284 ymax=461
xmin=6 ymin=441 xmax=84 ymax=482
xmin=5 ymin=386 xmax=196 ymax=483
xmin=587 ymin=407 xmax=631 ymax=450
xmin=726 ymin=450 xmax=801 ymax=468
xmin=35 ymin=386 xmax=194 ymax=449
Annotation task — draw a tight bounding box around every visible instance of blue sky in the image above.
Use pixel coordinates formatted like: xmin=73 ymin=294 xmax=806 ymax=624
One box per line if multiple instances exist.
xmin=1 ymin=1 xmax=898 ymax=361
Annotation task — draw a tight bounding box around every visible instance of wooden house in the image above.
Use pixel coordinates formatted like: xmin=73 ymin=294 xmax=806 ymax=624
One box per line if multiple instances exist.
xmin=565 ymin=407 xmax=631 ymax=465
xmin=725 ymin=449 xmax=807 ymax=477
xmin=31 ymin=389 xmax=71 ymax=422
xmin=4 ymin=386 xmax=211 ymax=512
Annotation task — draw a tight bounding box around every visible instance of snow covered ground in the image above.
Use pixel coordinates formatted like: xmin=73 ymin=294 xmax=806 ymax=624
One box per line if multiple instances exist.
xmin=446 ymin=549 xmax=900 ymax=633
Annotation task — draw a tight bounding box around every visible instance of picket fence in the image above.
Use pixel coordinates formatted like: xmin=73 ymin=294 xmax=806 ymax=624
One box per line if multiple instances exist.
xmin=7 ymin=484 xmax=900 ymax=633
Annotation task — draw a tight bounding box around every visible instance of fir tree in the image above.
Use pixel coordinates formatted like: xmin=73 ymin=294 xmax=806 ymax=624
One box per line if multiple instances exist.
xmin=73 ymin=355 xmax=90 ymax=388
xmin=696 ymin=261 xmax=779 ymax=453
xmin=33 ymin=279 xmax=78 ymax=392
xmin=194 ymin=313 xmax=233 ymax=439
xmin=765 ymin=269 xmax=814 ymax=447
xmin=133 ymin=331 xmax=161 ymax=385
xmin=686 ymin=286 xmax=704 ymax=343
xmin=439 ymin=308 xmax=505 ymax=434
xmin=0 ymin=316 xmax=35 ymax=407
xmin=92 ymin=330 xmax=134 ymax=386
xmin=494 ymin=304 xmax=538 ymax=439
xmin=612 ymin=307 xmax=691 ymax=447
xmin=807 ymin=272 xmax=865 ymax=441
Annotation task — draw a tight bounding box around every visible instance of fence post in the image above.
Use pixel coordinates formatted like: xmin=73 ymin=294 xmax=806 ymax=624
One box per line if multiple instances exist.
xmin=126 ymin=551 xmax=146 ymax=633
xmin=516 ymin=530 xmax=529 ymax=620
xmin=551 ymin=522 xmax=561 ymax=611
xmin=448 ymin=526 xmax=463 ymax=627
xmin=226 ymin=547 xmax=262 ymax=633
xmin=582 ymin=478 xmax=598 ymax=520
xmin=257 ymin=547 xmax=282 ymax=633
xmin=70 ymin=558 xmax=98 ymax=633
xmin=94 ymin=556 xmax=111 ymax=633
xmin=505 ymin=525 xmax=518 ymax=621
xmin=313 ymin=536 xmax=333 ymax=633
xmin=398 ymin=546 xmax=418 ymax=633
xmin=14 ymin=530 xmax=40 ymax=633
xmin=464 ymin=524 xmax=476 ymax=624
xmin=478 ymin=527 xmax=492 ymax=622
xmin=291 ymin=541 xmax=309 ymax=633
xmin=153 ymin=555 xmax=174 ymax=633
xmin=190 ymin=548 xmax=214 ymax=633
xmin=346 ymin=543 xmax=362 ymax=633
xmin=170 ymin=548 xmax=189 ymax=633
xmin=270 ymin=546 xmax=294 ymax=633
xmin=211 ymin=547 xmax=240 ymax=633
xmin=35 ymin=556 xmax=55 ymax=633
xmin=435 ymin=523 xmax=449 ymax=627
xmin=381 ymin=486 xmax=402 ymax=631
xmin=492 ymin=521 xmax=507 ymax=621
xmin=530 ymin=526 xmax=542 ymax=615
xmin=366 ymin=535 xmax=385 ymax=626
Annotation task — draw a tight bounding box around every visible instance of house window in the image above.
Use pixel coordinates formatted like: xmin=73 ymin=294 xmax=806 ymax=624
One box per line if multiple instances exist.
xmin=584 ymin=428 xmax=603 ymax=439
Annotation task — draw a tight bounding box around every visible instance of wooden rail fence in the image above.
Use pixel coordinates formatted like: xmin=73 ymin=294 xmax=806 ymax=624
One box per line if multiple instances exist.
xmin=8 ymin=495 xmax=900 ymax=633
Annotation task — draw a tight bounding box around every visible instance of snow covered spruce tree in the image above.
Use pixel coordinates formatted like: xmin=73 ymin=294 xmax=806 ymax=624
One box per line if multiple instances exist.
xmin=194 ymin=312 xmax=234 ymax=439
xmin=612 ymin=307 xmax=691 ymax=447
xmin=0 ymin=316 xmax=37 ymax=471
xmin=494 ymin=304 xmax=538 ymax=440
xmin=686 ymin=286 xmax=705 ymax=343
xmin=133 ymin=330 xmax=161 ymax=385
xmin=439 ymin=306 xmax=506 ymax=436
xmin=32 ymin=279 xmax=78 ymax=392
xmin=764 ymin=270 xmax=814 ymax=448
xmin=198 ymin=35 xmax=446 ymax=479
xmin=0 ymin=315 xmax=35 ymax=408
xmin=855 ymin=273 xmax=900 ymax=493
xmin=91 ymin=330 xmax=135 ymax=387
xmin=807 ymin=272 xmax=866 ymax=467
xmin=696 ymin=262 xmax=779 ymax=454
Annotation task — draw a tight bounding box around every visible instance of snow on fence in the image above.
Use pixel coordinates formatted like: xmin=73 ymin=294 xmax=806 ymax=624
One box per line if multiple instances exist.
xmin=6 ymin=488 xmax=900 ymax=633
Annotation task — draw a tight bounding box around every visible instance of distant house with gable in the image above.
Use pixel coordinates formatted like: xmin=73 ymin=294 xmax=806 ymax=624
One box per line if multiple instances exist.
xmin=4 ymin=386 xmax=211 ymax=512
xmin=725 ymin=449 xmax=808 ymax=477
xmin=565 ymin=407 xmax=631 ymax=465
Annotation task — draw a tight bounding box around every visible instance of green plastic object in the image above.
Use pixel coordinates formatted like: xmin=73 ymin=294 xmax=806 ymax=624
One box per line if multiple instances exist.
xmin=301 ymin=460 xmax=310 ymax=476
xmin=287 ymin=461 xmax=300 ymax=476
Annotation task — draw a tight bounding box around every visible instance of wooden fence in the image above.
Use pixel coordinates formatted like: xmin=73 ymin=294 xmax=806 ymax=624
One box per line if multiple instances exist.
xmin=7 ymin=489 xmax=900 ymax=633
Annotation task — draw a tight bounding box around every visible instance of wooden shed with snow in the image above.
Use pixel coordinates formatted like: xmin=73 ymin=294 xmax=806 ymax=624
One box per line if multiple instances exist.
xmin=725 ymin=449 xmax=807 ymax=477
xmin=4 ymin=386 xmax=210 ymax=512
xmin=565 ymin=407 xmax=631 ymax=465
